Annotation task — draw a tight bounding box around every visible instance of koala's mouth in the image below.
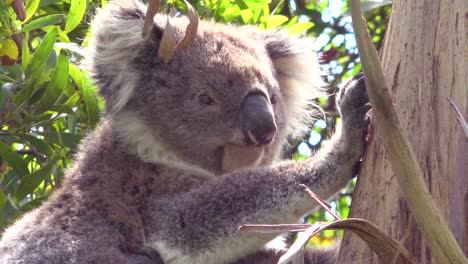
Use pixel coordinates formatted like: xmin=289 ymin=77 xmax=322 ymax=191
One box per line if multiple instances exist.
xmin=221 ymin=143 xmax=265 ymax=173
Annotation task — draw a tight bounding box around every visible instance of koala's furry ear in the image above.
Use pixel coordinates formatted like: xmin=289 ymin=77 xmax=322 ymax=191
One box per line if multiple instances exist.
xmin=260 ymin=31 xmax=326 ymax=137
xmin=83 ymin=0 xmax=164 ymax=114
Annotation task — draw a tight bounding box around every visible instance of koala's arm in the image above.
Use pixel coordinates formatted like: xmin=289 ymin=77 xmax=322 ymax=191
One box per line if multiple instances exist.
xmin=146 ymin=76 xmax=369 ymax=263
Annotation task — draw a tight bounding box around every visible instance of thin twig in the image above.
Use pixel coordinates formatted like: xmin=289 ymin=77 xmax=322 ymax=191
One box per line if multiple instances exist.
xmin=299 ymin=184 xmax=343 ymax=220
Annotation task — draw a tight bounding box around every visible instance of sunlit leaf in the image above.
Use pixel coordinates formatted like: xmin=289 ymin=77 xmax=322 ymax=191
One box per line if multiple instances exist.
xmin=222 ymin=6 xmax=240 ymax=20
xmin=65 ymin=0 xmax=87 ymax=33
xmin=288 ymin=21 xmax=314 ymax=35
xmin=19 ymin=14 xmax=65 ymax=33
xmin=21 ymin=31 xmax=30 ymax=70
xmin=64 ymin=92 xmax=80 ymax=106
xmin=244 ymin=2 xmax=263 ymax=23
xmin=240 ymin=9 xmax=253 ymax=23
xmin=26 ymin=27 xmax=58 ymax=75
xmin=0 ymin=39 xmax=19 ymax=62
xmin=266 ymin=15 xmax=288 ymax=29
xmin=54 ymin=42 xmax=86 ymax=56
xmin=40 ymin=52 xmax=69 ymax=105
xmin=23 ymin=0 xmax=40 ymax=23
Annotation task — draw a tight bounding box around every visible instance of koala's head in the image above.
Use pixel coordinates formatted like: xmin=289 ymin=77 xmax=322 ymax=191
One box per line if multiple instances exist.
xmin=85 ymin=0 xmax=324 ymax=175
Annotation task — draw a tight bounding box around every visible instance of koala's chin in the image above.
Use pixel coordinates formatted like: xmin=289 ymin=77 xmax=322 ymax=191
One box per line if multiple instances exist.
xmin=221 ymin=144 xmax=265 ymax=173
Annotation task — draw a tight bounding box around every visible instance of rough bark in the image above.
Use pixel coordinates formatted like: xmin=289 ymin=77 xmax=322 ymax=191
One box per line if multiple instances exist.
xmin=337 ymin=0 xmax=467 ymax=263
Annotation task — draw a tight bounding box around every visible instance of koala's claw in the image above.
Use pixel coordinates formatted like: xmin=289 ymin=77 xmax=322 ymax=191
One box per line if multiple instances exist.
xmin=355 ymin=105 xmax=372 ymax=128
xmin=337 ymin=73 xmax=371 ymax=129
xmin=337 ymin=74 xmax=369 ymax=108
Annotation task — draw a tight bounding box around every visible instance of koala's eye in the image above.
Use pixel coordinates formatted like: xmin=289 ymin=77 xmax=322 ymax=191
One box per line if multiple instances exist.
xmin=199 ymin=94 xmax=214 ymax=105
xmin=270 ymin=94 xmax=277 ymax=105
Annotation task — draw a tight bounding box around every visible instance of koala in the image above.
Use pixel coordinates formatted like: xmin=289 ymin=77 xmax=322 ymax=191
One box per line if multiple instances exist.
xmin=0 ymin=0 xmax=370 ymax=263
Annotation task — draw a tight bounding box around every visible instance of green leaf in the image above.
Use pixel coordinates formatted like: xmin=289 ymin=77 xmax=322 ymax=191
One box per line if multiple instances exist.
xmin=26 ymin=27 xmax=58 ymax=75
xmin=288 ymin=21 xmax=314 ymax=35
xmin=0 ymin=73 xmax=14 ymax=83
xmin=23 ymin=0 xmax=40 ymax=23
xmin=82 ymin=75 xmax=100 ymax=127
xmin=69 ymin=63 xmax=83 ymax=88
xmin=21 ymin=31 xmax=30 ymax=70
xmin=0 ymin=200 xmax=19 ymax=226
xmin=240 ymin=9 xmax=253 ymax=23
xmin=266 ymin=15 xmax=288 ymax=29
xmin=70 ymin=64 xmax=100 ymax=126
xmin=64 ymin=92 xmax=80 ymax=106
xmin=222 ymin=6 xmax=241 ymax=21
xmin=244 ymin=2 xmax=263 ymax=23
xmin=18 ymin=134 xmax=54 ymax=156
xmin=54 ymin=42 xmax=86 ymax=56
xmin=19 ymin=196 xmax=48 ymax=212
xmin=28 ymin=82 xmax=48 ymax=104
xmin=262 ymin=2 xmax=270 ymax=17
xmin=23 ymin=113 xmax=53 ymax=123
xmin=0 ymin=190 xmax=6 ymax=211
xmin=36 ymin=104 xmax=75 ymax=114
xmin=0 ymin=143 xmax=29 ymax=177
xmin=39 ymin=132 xmax=83 ymax=150
xmin=19 ymin=14 xmax=66 ymax=33
xmin=15 ymin=158 xmax=57 ymax=200
xmin=41 ymin=52 xmax=69 ymax=105
xmin=65 ymin=0 xmax=87 ymax=33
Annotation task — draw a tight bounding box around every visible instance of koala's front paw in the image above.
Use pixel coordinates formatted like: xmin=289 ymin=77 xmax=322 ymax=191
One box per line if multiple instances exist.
xmin=336 ymin=73 xmax=370 ymax=130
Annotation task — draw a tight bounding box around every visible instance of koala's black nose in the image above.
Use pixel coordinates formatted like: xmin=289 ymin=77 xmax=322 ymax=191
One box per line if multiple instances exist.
xmin=240 ymin=93 xmax=277 ymax=145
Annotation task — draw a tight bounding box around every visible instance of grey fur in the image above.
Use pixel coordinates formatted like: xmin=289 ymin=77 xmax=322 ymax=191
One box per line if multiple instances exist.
xmin=0 ymin=1 xmax=369 ymax=263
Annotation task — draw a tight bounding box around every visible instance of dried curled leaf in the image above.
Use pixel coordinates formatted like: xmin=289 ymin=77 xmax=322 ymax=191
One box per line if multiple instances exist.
xmin=240 ymin=219 xmax=417 ymax=264
xmin=240 ymin=185 xmax=417 ymax=264
xmin=175 ymin=0 xmax=199 ymax=49
xmin=158 ymin=18 xmax=177 ymax=63
xmin=142 ymin=0 xmax=161 ymax=38
xmin=142 ymin=0 xmax=199 ymax=62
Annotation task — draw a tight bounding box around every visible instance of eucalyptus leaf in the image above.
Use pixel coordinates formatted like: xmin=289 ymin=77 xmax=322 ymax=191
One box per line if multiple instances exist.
xmin=40 ymin=52 xmax=69 ymax=105
xmin=0 ymin=190 xmax=6 ymax=210
xmin=15 ymin=158 xmax=57 ymax=200
xmin=23 ymin=0 xmax=40 ymax=23
xmin=36 ymin=104 xmax=75 ymax=114
xmin=81 ymin=76 xmax=100 ymax=128
xmin=64 ymin=92 xmax=80 ymax=106
xmin=0 ymin=143 xmax=29 ymax=177
xmin=18 ymin=134 xmax=54 ymax=157
xmin=22 ymin=31 xmax=30 ymax=70
xmin=26 ymin=27 xmax=59 ymax=76
xmin=65 ymin=0 xmax=87 ymax=33
xmin=19 ymin=14 xmax=66 ymax=33
xmin=54 ymin=42 xmax=86 ymax=56
xmin=266 ymin=15 xmax=288 ymax=29
xmin=39 ymin=132 xmax=83 ymax=150
xmin=288 ymin=22 xmax=314 ymax=35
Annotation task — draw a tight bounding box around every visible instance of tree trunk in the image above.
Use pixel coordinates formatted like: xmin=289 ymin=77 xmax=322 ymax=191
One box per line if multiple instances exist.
xmin=337 ymin=0 xmax=467 ymax=263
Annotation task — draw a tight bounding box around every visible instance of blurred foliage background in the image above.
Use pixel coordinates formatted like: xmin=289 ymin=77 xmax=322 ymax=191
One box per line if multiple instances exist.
xmin=0 ymin=0 xmax=390 ymax=247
